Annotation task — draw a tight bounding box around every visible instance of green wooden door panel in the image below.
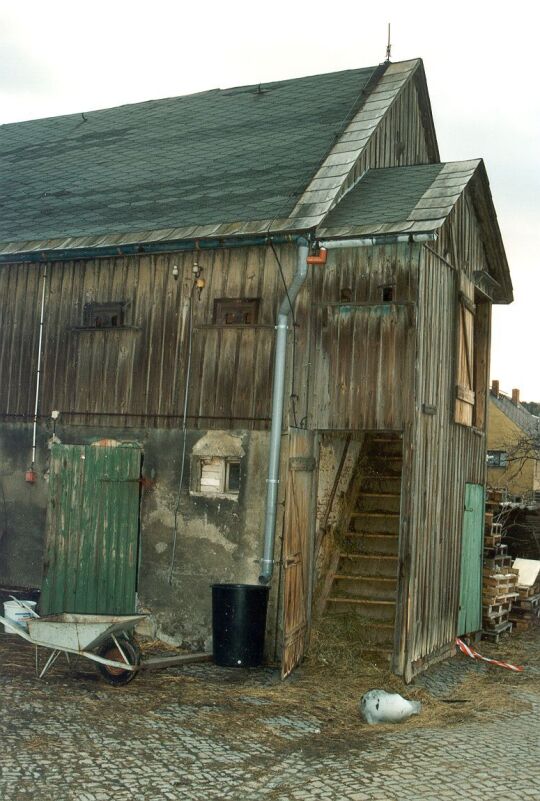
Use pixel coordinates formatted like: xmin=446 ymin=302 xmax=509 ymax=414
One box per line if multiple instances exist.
xmin=41 ymin=444 xmax=142 ymax=615
xmin=458 ymin=483 xmax=484 ymax=635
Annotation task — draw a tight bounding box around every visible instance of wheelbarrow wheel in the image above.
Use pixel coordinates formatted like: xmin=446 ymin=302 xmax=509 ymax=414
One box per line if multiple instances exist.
xmin=97 ymin=636 xmax=141 ymax=686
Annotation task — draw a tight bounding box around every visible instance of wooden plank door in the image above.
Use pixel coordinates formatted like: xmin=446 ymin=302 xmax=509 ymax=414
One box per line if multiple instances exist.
xmin=41 ymin=443 xmax=142 ymax=615
xmin=281 ymin=429 xmax=316 ymax=679
xmin=457 ymin=483 xmax=485 ymax=635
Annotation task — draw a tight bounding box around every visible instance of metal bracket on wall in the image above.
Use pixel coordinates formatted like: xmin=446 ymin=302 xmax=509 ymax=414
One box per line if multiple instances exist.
xmin=288 ymin=456 xmax=316 ymax=472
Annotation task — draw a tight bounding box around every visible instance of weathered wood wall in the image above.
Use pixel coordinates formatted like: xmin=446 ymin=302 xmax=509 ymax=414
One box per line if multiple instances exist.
xmin=0 ymin=240 xmax=424 ymax=436
xmin=396 ymin=188 xmax=491 ymax=680
xmin=0 ymin=60 xmax=437 ymax=433
xmin=0 ymin=245 xmax=298 ymax=428
xmin=304 ymin=243 xmax=418 ymax=431
xmin=340 ymin=70 xmax=436 ymax=198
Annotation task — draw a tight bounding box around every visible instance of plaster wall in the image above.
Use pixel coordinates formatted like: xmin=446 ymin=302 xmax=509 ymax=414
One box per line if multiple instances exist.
xmin=487 ymin=403 xmax=535 ymax=497
xmin=0 ymin=423 xmax=281 ymax=655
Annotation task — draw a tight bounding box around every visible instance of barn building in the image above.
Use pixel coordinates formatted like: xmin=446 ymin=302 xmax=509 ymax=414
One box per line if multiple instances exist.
xmin=0 ymin=58 xmax=512 ymax=680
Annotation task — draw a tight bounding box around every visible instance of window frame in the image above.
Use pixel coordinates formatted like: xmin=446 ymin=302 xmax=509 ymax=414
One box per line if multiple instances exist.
xmin=190 ymin=455 xmax=241 ymax=498
xmin=213 ymin=298 xmax=260 ymax=326
xmin=82 ymin=301 xmax=128 ymax=329
xmin=487 ymin=450 xmax=508 ymax=468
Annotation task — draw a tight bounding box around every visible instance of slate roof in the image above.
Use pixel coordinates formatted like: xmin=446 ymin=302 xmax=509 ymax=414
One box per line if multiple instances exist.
xmin=318 ymin=160 xmax=480 ymax=237
xmin=0 ymin=66 xmax=379 ymax=244
xmin=0 ymin=60 xmax=429 ymax=257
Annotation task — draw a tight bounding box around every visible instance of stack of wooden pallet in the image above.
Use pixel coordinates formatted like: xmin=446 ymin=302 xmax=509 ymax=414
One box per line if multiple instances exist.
xmin=509 ymin=558 xmax=540 ymax=632
xmin=482 ymin=499 xmax=519 ymax=642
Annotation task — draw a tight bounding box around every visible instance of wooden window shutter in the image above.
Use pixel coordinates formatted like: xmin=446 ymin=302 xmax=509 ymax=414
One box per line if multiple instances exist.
xmin=199 ymin=457 xmax=224 ymax=493
xmin=455 ymin=274 xmax=476 ymax=426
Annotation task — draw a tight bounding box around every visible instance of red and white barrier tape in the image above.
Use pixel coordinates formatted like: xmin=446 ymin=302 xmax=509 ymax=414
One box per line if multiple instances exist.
xmin=455 ymin=638 xmax=524 ymax=672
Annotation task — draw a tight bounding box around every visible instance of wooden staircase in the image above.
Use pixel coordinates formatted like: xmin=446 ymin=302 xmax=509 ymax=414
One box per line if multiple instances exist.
xmin=326 ymin=433 xmax=402 ymax=651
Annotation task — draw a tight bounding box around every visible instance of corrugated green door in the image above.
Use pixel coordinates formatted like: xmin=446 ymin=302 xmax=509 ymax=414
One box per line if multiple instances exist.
xmin=457 ymin=483 xmax=484 ymax=635
xmin=41 ymin=443 xmax=142 ymax=615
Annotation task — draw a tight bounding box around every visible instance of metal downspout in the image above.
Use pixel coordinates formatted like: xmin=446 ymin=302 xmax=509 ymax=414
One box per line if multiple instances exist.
xmin=259 ymin=237 xmax=309 ymax=584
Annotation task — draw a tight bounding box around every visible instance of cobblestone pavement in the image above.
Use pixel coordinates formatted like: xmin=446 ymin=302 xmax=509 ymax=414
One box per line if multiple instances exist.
xmin=1 ymin=631 xmax=539 ymax=801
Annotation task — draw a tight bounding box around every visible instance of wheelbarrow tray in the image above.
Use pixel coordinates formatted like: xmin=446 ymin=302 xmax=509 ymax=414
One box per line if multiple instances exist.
xmin=26 ymin=613 xmax=145 ymax=652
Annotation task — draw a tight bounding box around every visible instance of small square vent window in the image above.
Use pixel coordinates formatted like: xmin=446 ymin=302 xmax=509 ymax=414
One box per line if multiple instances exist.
xmin=83 ymin=301 xmax=127 ymax=328
xmin=214 ymin=298 xmax=259 ymax=325
xmin=193 ymin=457 xmax=241 ymax=496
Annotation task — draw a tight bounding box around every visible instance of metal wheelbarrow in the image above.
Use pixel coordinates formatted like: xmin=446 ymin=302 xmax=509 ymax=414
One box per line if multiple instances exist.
xmin=1 ymin=607 xmax=146 ymax=685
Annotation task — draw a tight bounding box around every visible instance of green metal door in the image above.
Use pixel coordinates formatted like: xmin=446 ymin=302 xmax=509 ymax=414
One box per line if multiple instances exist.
xmin=457 ymin=483 xmax=485 ymax=636
xmin=41 ymin=443 xmax=142 ymax=615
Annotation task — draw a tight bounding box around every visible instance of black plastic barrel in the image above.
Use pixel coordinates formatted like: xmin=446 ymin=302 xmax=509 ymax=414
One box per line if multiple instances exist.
xmin=211 ymin=583 xmax=269 ymax=667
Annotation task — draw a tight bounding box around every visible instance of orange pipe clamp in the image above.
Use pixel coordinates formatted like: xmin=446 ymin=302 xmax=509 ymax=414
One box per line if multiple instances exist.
xmin=306 ymin=247 xmax=328 ymax=265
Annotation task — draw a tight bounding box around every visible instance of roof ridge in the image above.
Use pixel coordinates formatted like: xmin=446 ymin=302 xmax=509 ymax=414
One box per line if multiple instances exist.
xmin=287 ymin=59 xmax=422 ymax=230
xmin=362 ymin=158 xmax=481 ymax=174
xmin=1 ymin=66 xmax=381 ymax=129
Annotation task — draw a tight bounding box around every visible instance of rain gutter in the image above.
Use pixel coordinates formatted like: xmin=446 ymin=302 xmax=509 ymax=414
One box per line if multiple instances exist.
xmin=0 ymin=233 xmax=300 ymax=265
xmin=317 ymin=232 xmax=437 ymax=249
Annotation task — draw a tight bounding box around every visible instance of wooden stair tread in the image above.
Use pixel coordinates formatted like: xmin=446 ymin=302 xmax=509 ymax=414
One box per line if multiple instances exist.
xmin=351 ymin=511 xmax=400 ymax=518
xmin=325 ymin=619 xmax=395 ymax=630
xmin=363 ymin=475 xmax=401 ymax=480
xmin=328 ymin=597 xmax=396 ymax=605
xmin=360 ymin=492 xmax=400 ymax=498
xmin=340 ymin=553 xmax=398 ymax=559
xmin=334 ymin=574 xmax=396 ymax=581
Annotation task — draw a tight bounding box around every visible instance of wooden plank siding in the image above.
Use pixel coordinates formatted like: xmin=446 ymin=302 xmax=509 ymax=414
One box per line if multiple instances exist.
xmin=0 ymin=245 xmax=298 ymax=429
xmin=289 ymin=61 xmax=438 ymax=232
xmin=335 ymin=73 xmax=436 ymax=204
xmin=281 ymin=429 xmax=316 ymax=678
xmin=305 ymin=243 xmax=418 ymax=431
xmin=396 ymin=195 xmax=491 ymax=680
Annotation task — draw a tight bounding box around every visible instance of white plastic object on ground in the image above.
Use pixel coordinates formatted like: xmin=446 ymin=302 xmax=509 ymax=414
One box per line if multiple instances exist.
xmin=360 ymin=689 xmax=422 ymax=724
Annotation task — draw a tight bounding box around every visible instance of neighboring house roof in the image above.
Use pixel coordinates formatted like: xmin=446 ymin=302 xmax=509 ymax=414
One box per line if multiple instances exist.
xmin=0 ymin=59 xmax=432 ymax=258
xmin=491 ymin=393 xmax=540 ymax=438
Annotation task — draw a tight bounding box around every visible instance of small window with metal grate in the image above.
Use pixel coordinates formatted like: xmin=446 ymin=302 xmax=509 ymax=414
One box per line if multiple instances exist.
xmin=214 ymin=298 xmax=259 ymax=325
xmin=83 ymin=301 xmax=127 ymax=328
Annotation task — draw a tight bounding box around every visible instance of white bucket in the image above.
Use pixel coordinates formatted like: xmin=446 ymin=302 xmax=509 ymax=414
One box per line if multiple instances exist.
xmin=3 ymin=600 xmax=37 ymax=633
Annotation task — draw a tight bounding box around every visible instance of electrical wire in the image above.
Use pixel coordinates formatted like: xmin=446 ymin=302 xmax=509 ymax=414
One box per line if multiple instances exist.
xmin=168 ymin=284 xmax=195 ymax=585
xmin=269 ymin=240 xmax=295 ymax=322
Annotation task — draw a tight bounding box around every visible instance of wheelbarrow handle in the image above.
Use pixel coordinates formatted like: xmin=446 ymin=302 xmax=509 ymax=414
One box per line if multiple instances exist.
xmin=0 ymin=615 xmax=34 ymax=642
xmin=9 ymin=596 xmax=40 ymax=617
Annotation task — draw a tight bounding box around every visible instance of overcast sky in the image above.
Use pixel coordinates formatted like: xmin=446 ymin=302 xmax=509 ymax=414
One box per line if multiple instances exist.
xmin=1 ymin=1 xmax=538 ymax=399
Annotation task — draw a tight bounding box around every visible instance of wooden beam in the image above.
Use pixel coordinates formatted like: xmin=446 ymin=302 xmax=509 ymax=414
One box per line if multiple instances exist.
xmin=142 ymin=652 xmax=212 ymax=670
